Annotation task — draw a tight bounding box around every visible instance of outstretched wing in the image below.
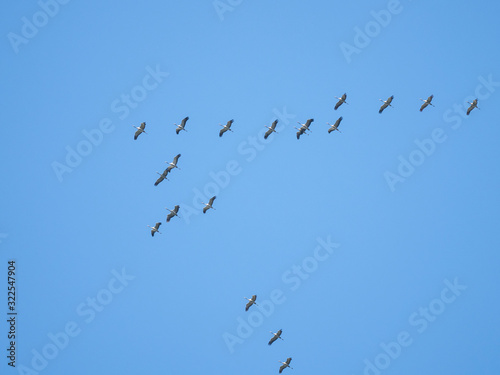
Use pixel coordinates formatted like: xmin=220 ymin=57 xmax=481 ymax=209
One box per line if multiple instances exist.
xmin=134 ymin=129 xmax=142 ymax=140
xmin=209 ymin=196 xmax=216 ymax=205
xmin=279 ymin=364 xmax=286 ymax=373
xmin=296 ymin=127 xmax=306 ymax=139
xmin=466 ymin=104 xmax=473 ymax=115
xmin=264 ymin=129 xmax=272 ymax=139
xmin=271 ymin=119 xmax=278 ymax=130
xmin=176 ymin=127 xmax=181 ymax=135
xmin=154 ymin=175 xmax=164 ymax=186
xmin=420 ymin=102 xmax=428 ymax=112
xmin=173 ymin=154 xmax=181 ymax=164
xmin=139 ymin=122 xmax=146 ymax=130
xmin=181 ymin=117 xmax=189 ymax=126
xmin=219 ymin=128 xmax=226 ymax=137
xmin=166 ymin=212 xmax=174 ymax=222
xmin=173 ymin=205 xmax=180 ymax=214
xmin=379 ymin=102 xmax=388 ymax=113
xmin=304 ymin=118 xmax=314 ymax=128
xmin=334 ymin=99 xmax=342 ymax=110
xmin=227 ymin=119 xmax=234 ymax=128
xmin=245 ymin=300 xmax=253 ymax=311
xmin=203 ymin=206 xmax=209 ymax=214
xmin=269 ymin=335 xmax=278 ymax=345
xmin=151 ymin=222 xmax=161 ymax=236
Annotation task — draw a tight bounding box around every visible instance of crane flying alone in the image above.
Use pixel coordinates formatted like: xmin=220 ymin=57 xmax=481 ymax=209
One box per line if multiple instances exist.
xmin=202 ymin=196 xmax=216 ymax=214
xmin=268 ymin=329 xmax=284 ymax=346
xmin=264 ymin=119 xmax=279 ymax=139
xmin=175 ymin=116 xmax=189 ymax=134
xmin=244 ymin=295 xmax=257 ymax=311
xmin=147 ymin=222 xmax=162 ymax=237
xmin=466 ymin=98 xmax=479 ymax=115
xmin=419 ymin=95 xmax=435 ymax=112
xmin=379 ymin=96 xmax=394 ymax=113
xmin=219 ymin=119 xmax=234 ymax=137
xmin=327 ymin=117 xmax=343 ymax=133
xmin=279 ymin=358 xmax=293 ymax=373
xmin=334 ymin=93 xmax=348 ymax=110
xmin=132 ymin=122 xmax=147 ymax=140
xmin=166 ymin=205 xmax=180 ymax=222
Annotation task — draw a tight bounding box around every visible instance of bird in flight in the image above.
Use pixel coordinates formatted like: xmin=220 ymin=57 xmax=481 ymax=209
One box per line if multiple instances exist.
xmin=268 ymin=329 xmax=284 ymax=346
xmin=154 ymin=169 xmax=170 ymax=186
xmin=279 ymin=358 xmax=293 ymax=373
xmin=419 ymin=95 xmax=435 ymax=112
xmin=219 ymin=119 xmax=234 ymax=137
xmin=466 ymin=98 xmax=479 ymax=115
xmin=379 ymin=96 xmax=394 ymax=113
xmin=295 ymin=119 xmax=314 ymax=140
xmin=264 ymin=120 xmax=279 ymax=139
xmin=166 ymin=154 xmax=181 ymax=172
xmin=334 ymin=93 xmax=348 ymax=110
xmin=202 ymin=196 xmax=216 ymax=214
xmin=175 ymin=116 xmax=189 ymax=134
xmin=244 ymin=295 xmax=258 ymax=311
xmin=133 ymin=122 xmax=147 ymax=140
xmin=327 ymin=117 xmax=343 ymax=133
xmin=166 ymin=205 xmax=180 ymax=222
xmin=147 ymin=222 xmax=162 ymax=237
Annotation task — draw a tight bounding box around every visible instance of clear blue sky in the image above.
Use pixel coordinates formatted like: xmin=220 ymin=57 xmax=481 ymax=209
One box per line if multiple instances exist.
xmin=2 ymin=1 xmax=500 ymax=374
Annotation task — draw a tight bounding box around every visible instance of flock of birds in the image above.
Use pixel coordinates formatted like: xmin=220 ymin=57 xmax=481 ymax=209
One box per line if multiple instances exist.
xmin=244 ymin=294 xmax=291 ymax=372
xmin=132 ymin=92 xmax=482 ymax=371
xmin=132 ymin=122 xmax=218 ymax=237
xmin=134 ymin=95 xmax=481 ymax=149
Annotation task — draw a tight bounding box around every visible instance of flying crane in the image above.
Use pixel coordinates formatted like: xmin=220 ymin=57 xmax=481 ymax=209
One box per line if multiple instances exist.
xmin=166 ymin=205 xmax=180 ymax=222
xmin=268 ymin=329 xmax=284 ymax=346
xmin=334 ymin=93 xmax=348 ymax=110
xmin=202 ymin=196 xmax=216 ymax=214
xmin=219 ymin=119 xmax=234 ymax=137
xmin=295 ymin=125 xmax=309 ymax=139
xmin=295 ymin=119 xmax=314 ymax=139
xmin=165 ymin=154 xmax=181 ymax=172
xmin=264 ymin=120 xmax=279 ymax=139
xmin=379 ymin=96 xmax=394 ymax=113
xmin=132 ymin=122 xmax=147 ymax=140
xmin=419 ymin=95 xmax=435 ymax=112
xmin=175 ymin=117 xmax=189 ymax=134
xmin=147 ymin=222 xmax=162 ymax=237
xmin=154 ymin=169 xmax=170 ymax=186
xmin=279 ymin=358 xmax=293 ymax=373
xmin=244 ymin=295 xmax=258 ymax=311
xmin=466 ymin=98 xmax=479 ymax=115
xmin=327 ymin=117 xmax=343 ymax=133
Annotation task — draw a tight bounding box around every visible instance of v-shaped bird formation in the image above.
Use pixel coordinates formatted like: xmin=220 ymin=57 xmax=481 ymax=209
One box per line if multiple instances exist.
xmin=133 ymin=92 xmax=481 ymax=370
